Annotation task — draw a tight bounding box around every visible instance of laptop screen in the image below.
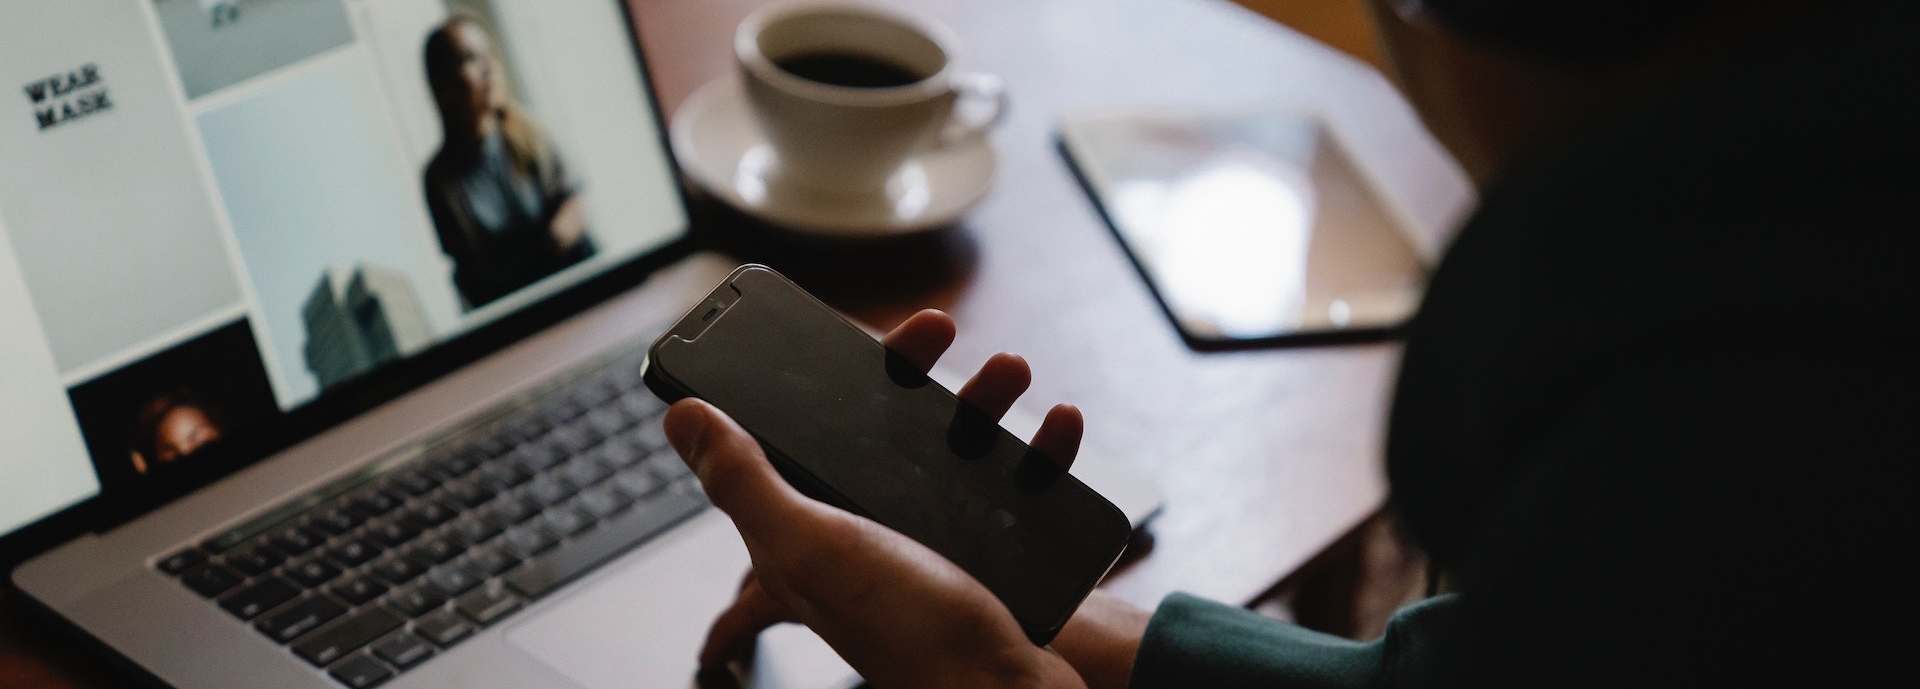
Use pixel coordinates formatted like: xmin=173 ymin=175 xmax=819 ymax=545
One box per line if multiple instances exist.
xmin=0 ymin=0 xmax=687 ymax=540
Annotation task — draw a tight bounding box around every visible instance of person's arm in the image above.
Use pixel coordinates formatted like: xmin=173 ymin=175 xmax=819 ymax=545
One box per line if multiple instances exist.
xmin=548 ymin=194 xmax=589 ymax=254
xmin=1129 ymin=593 xmax=1457 ymax=689
xmin=532 ymin=126 xmax=590 ymax=254
xmin=422 ymin=166 xmax=482 ymax=309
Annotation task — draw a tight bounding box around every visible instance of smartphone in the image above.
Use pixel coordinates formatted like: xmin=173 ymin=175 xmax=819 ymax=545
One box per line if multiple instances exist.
xmin=641 ymin=265 xmax=1132 ymax=644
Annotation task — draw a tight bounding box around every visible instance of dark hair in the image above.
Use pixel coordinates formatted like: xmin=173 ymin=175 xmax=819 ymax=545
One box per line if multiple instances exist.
xmin=1418 ymin=0 xmax=1721 ymax=64
xmin=422 ymin=14 xmax=547 ymax=173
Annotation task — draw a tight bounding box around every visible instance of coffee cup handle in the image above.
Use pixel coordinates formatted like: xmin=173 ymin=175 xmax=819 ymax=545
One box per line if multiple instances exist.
xmin=939 ymin=72 xmax=1007 ymax=147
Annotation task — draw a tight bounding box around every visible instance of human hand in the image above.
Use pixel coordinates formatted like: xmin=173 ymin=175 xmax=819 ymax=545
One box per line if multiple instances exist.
xmin=1050 ymin=591 xmax=1152 ymax=689
xmin=664 ymin=309 xmax=1089 ymax=689
xmin=549 ymin=195 xmax=589 ymax=250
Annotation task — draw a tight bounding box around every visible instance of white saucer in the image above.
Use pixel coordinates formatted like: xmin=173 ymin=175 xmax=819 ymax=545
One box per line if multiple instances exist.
xmin=670 ymin=76 xmax=997 ymax=237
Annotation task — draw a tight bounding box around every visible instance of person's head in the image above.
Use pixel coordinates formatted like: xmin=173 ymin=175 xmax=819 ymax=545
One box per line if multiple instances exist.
xmin=1362 ymin=0 xmax=1824 ymax=185
xmin=425 ymin=15 xmax=507 ymax=140
xmin=131 ymin=389 xmax=224 ymax=474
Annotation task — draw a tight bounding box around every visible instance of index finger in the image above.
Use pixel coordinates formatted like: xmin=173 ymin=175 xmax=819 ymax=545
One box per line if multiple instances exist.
xmin=879 ymin=309 xmax=956 ymax=373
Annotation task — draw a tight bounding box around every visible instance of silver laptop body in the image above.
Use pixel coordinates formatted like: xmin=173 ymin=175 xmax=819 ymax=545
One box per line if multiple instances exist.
xmin=1 ymin=2 xmax=1158 ymax=688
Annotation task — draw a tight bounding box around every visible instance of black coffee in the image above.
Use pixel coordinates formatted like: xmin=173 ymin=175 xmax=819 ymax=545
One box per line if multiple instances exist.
xmin=774 ymin=52 xmax=923 ymax=88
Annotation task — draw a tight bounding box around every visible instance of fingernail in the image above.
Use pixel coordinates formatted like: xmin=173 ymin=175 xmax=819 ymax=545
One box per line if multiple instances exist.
xmin=664 ymin=400 xmax=709 ymax=459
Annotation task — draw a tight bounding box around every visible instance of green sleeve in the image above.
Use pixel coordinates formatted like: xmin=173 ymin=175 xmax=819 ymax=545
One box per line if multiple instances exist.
xmin=1127 ymin=593 xmax=1458 ymax=689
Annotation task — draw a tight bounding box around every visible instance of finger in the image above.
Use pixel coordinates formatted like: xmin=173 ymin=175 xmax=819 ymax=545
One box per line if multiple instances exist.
xmin=879 ymin=309 xmax=956 ymax=373
xmin=1028 ymin=404 xmax=1084 ymax=471
xmin=698 ymin=576 xmax=798 ymax=670
xmin=664 ymin=399 xmax=809 ymax=533
xmin=955 ymin=353 xmax=1032 ymax=420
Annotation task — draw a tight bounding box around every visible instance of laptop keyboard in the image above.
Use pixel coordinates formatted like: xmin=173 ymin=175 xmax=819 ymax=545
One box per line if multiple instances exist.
xmin=152 ymin=345 xmax=708 ymax=688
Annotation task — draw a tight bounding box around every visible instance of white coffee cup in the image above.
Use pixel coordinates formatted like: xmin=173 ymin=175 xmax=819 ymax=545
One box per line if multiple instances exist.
xmin=736 ymin=3 xmax=1004 ymax=197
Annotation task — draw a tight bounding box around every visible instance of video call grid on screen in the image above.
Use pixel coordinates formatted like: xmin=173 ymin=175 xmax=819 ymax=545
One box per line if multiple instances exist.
xmin=0 ymin=0 xmax=687 ymax=531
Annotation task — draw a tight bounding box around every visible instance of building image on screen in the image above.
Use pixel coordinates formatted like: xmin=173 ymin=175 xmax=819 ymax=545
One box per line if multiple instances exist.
xmin=303 ymin=264 xmax=434 ymax=389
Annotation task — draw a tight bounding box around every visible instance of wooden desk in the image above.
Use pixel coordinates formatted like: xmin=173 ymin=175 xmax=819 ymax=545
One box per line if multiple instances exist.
xmin=0 ymin=0 xmax=1469 ymax=685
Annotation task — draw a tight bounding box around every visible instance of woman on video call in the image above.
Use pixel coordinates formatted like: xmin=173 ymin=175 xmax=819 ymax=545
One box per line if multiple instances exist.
xmin=422 ymin=15 xmax=594 ymax=311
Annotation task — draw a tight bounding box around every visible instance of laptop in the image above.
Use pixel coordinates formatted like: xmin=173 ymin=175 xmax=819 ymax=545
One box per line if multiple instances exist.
xmin=0 ymin=1 xmax=1160 ymax=688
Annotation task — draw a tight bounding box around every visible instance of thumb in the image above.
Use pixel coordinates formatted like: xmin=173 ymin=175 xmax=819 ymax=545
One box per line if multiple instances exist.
xmin=662 ymin=399 xmax=807 ymax=534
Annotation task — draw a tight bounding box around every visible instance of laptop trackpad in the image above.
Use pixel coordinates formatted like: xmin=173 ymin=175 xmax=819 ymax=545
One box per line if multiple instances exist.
xmin=504 ymin=511 xmax=860 ymax=689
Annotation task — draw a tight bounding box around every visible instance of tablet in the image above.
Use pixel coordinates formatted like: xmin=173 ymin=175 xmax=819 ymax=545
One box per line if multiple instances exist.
xmin=1058 ymin=111 xmax=1427 ymax=349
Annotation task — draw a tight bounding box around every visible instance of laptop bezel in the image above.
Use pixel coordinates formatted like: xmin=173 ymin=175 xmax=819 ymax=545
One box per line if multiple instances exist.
xmin=0 ymin=0 xmax=700 ymax=569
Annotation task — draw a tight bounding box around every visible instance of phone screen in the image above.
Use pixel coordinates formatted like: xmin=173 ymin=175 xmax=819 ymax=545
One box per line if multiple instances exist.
xmin=647 ymin=267 xmax=1131 ymax=642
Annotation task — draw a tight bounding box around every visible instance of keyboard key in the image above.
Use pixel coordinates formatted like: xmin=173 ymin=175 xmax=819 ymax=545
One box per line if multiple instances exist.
xmin=329 ymin=539 xmax=382 ymax=567
xmin=467 ymin=545 xmax=520 ymax=576
xmin=541 ymin=507 xmax=594 ymax=537
xmin=366 ymin=519 xmax=421 ymax=548
xmin=328 ymin=575 xmax=389 ymax=606
xmin=612 ymin=469 xmax=661 ymax=499
xmin=526 ymin=477 xmax=578 ymax=507
xmin=292 ymin=607 xmax=404 ymax=666
xmin=443 ymin=479 xmax=494 ymax=508
xmin=548 ymin=424 xmax=597 ymax=454
xmin=181 ymin=563 xmax=244 ymax=598
xmin=652 ymin=455 xmax=693 ymax=481
xmin=473 ymin=435 xmax=512 ymax=458
xmin=427 ymin=564 xmax=483 ymax=597
xmin=504 ymin=415 xmax=549 ymax=443
xmin=514 ymin=442 xmax=567 ymax=473
xmin=587 ymin=408 xmax=632 ymax=439
xmin=450 ymin=515 xmax=505 ymax=546
xmin=223 ymin=542 xmax=286 ymax=577
xmin=619 ymin=390 xmax=666 ymax=420
xmin=258 ymin=595 xmax=347 ymax=643
xmin=327 ymin=653 xmax=394 ymax=688
xmin=287 ymin=558 xmax=343 ymax=588
xmin=388 ymin=470 xmax=437 ymax=497
xmin=386 ymin=584 xmax=447 ymax=618
xmin=348 ymin=488 xmax=406 ymax=518
xmin=313 ymin=506 xmax=363 ymax=536
xmin=418 ymin=459 xmax=461 ymax=483
xmin=435 ymin=449 xmax=485 ymax=478
xmin=412 ymin=608 xmax=475 ymax=646
xmin=543 ymin=396 xmax=588 ymax=425
xmin=597 ymin=441 xmax=644 ymax=469
xmin=479 ymin=461 xmax=533 ymax=489
xmin=271 ymin=525 xmax=324 ymax=556
xmin=368 ymin=555 xmax=426 ymax=586
xmin=505 ymin=490 xmax=706 ymax=598
xmin=157 ymin=548 xmax=207 ymax=575
xmin=403 ymin=535 xmax=463 ymax=565
xmin=608 ymin=362 xmax=649 ymax=393
xmin=455 ymin=580 xmax=524 ymax=626
xmin=406 ymin=500 xmax=458 ymax=528
xmin=628 ymin=422 xmax=668 ymax=452
xmin=574 ymin=379 xmax=620 ymax=408
xmin=487 ymin=495 xmax=539 ymax=525
xmin=218 ymin=576 xmax=299 ymax=620
xmin=578 ymin=486 xmax=632 ymax=518
xmin=371 ymin=630 xmax=435 ymax=670
xmin=503 ymin=525 xmax=557 ymax=558
xmin=562 ymin=457 xmax=612 ymax=488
